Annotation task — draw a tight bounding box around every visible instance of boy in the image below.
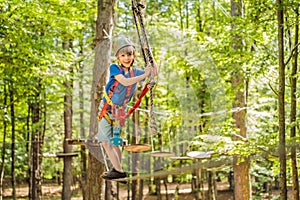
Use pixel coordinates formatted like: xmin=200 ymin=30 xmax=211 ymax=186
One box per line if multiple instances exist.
xmin=98 ymin=35 xmax=157 ymax=180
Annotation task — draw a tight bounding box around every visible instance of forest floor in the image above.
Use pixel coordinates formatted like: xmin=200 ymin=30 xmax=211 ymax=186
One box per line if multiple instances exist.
xmin=3 ymin=181 xmax=290 ymax=200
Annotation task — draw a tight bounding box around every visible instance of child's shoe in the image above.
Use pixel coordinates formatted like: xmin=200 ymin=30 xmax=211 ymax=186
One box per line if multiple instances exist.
xmin=102 ymin=169 xmax=126 ymax=179
xmin=101 ymin=169 xmax=127 ymax=184
xmin=103 ymin=167 xmax=117 ymax=175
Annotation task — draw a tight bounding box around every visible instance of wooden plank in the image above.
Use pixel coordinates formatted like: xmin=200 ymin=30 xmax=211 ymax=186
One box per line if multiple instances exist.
xmin=56 ymin=152 xmax=79 ymax=158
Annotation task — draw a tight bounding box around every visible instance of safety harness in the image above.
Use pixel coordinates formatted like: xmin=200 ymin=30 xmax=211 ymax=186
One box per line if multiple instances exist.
xmin=98 ymin=65 xmax=133 ymax=126
xmin=98 ymin=65 xmax=150 ymax=127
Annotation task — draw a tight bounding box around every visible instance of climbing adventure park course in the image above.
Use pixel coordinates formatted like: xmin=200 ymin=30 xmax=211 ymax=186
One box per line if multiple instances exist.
xmin=1 ymin=0 xmax=299 ymax=200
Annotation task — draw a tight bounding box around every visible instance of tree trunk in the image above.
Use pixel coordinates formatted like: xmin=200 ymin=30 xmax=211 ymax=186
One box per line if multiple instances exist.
xmin=27 ymin=102 xmax=33 ymax=199
xmin=30 ymin=81 xmax=43 ymax=200
xmin=207 ymin=171 xmax=217 ymax=200
xmin=155 ymin=176 xmax=162 ymax=200
xmin=230 ymin=0 xmax=251 ymax=199
xmin=290 ymin=5 xmax=299 ymax=200
xmin=184 ymin=0 xmax=189 ymax=29
xmin=62 ymin=62 xmax=74 ymax=200
xmin=0 ymin=82 xmax=8 ymax=200
xmin=8 ymin=79 xmax=16 ymax=200
xmin=276 ymin=0 xmax=287 ymax=199
xmin=178 ymin=0 xmax=183 ymax=31
xmin=79 ymin=51 xmax=87 ymax=200
xmin=26 ymin=101 xmax=32 ymax=199
xmin=86 ymin=154 xmax=105 ymax=199
xmin=87 ymin=0 xmax=115 ymax=198
xmin=191 ymin=167 xmax=202 ymax=200
xmin=195 ymin=0 xmax=203 ymax=33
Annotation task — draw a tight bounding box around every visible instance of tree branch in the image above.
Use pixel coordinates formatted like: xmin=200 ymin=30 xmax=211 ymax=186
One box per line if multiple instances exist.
xmin=284 ymin=42 xmax=300 ymax=66
xmin=268 ymin=82 xmax=278 ymax=96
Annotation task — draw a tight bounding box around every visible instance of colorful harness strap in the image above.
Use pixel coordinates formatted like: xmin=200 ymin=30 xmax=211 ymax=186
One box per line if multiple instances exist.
xmin=98 ymin=66 xmax=134 ymax=127
xmin=110 ymin=82 xmax=150 ymax=126
xmin=98 ymin=80 xmax=119 ymax=125
xmin=111 ymin=68 xmax=135 ymax=126
xmin=127 ymin=82 xmax=149 ymax=116
xmin=98 ymin=65 xmax=151 ymax=127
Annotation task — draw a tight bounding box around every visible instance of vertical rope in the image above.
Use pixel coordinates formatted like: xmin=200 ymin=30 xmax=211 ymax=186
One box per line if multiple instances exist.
xmin=132 ymin=0 xmax=158 ymax=134
xmin=148 ymin=81 xmax=157 ymax=134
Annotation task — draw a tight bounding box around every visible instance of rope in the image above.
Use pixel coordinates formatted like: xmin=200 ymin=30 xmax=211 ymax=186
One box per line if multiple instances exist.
xmin=113 ymin=157 xmax=233 ymax=181
xmin=132 ymin=0 xmax=158 ymax=134
xmin=148 ymin=81 xmax=157 ymax=134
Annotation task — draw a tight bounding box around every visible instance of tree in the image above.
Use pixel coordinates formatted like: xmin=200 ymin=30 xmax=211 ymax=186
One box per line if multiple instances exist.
xmin=29 ymin=79 xmax=44 ymax=200
xmin=78 ymin=44 xmax=88 ymax=200
xmin=0 ymin=80 xmax=8 ymax=200
xmin=9 ymin=78 xmax=16 ymax=200
xmin=62 ymin=41 xmax=74 ymax=200
xmin=230 ymin=0 xmax=251 ymax=199
xmin=86 ymin=0 xmax=115 ymax=198
xmin=1 ymin=1 xmax=300 ymax=199
xmin=290 ymin=5 xmax=299 ymax=199
xmin=276 ymin=0 xmax=287 ymax=199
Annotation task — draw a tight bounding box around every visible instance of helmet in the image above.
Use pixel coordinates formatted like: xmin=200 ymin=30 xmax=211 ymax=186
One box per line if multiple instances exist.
xmin=113 ymin=35 xmax=135 ymax=56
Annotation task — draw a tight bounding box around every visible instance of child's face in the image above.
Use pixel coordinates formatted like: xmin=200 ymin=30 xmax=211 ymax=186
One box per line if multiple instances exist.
xmin=117 ymin=52 xmax=135 ymax=68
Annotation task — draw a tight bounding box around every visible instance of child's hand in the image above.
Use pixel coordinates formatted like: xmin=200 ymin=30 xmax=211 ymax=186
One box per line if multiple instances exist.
xmin=144 ymin=66 xmax=152 ymax=77
xmin=152 ymin=62 xmax=158 ymax=77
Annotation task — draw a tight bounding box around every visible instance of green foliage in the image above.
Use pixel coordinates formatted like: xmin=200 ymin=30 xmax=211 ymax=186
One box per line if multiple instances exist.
xmin=0 ymin=0 xmax=95 ymax=182
xmin=1 ymin=1 xmax=300 ymax=198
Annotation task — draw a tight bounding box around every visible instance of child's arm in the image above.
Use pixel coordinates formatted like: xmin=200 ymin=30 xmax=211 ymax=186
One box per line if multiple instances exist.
xmin=115 ymin=66 xmax=151 ymax=86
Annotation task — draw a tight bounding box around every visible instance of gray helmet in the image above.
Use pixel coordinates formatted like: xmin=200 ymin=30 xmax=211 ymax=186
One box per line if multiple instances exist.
xmin=113 ymin=35 xmax=135 ymax=56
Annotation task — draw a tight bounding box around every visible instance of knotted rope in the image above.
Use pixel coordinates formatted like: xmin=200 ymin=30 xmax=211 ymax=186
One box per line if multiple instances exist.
xmin=132 ymin=0 xmax=158 ymax=134
xmin=148 ymin=79 xmax=157 ymax=134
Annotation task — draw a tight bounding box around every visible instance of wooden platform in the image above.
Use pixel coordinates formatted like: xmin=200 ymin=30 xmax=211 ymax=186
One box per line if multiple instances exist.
xmin=56 ymin=152 xmax=79 ymax=158
xmin=169 ymin=156 xmax=194 ymax=160
xmin=124 ymin=144 xmax=151 ymax=152
xmin=186 ymin=151 xmax=215 ymax=159
xmin=65 ymin=139 xmax=99 ymax=146
xmin=66 ymin=139 xmax=152 ymax=153
xmin=150 ymin=151 xmax=175 ymax=157
xmin=43 ymin=152 xmax=79 ymax=158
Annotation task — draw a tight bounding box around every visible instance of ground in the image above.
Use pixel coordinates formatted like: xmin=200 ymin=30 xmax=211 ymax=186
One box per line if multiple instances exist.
xmin=3 ymin=182 xmax=289 ymax=199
